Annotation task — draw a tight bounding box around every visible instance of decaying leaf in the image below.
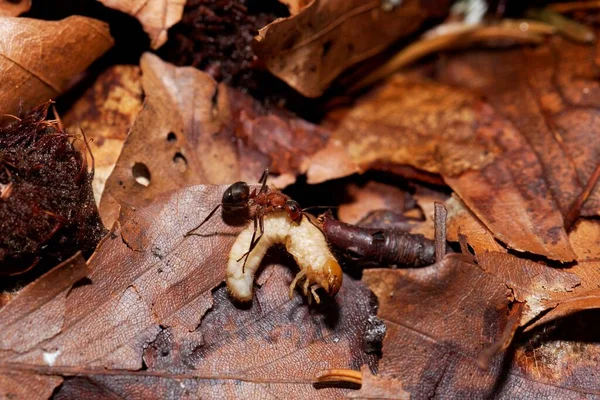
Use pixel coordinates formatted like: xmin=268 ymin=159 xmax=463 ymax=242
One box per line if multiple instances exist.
xmin=309 ymin=75 xmax=576 ymax=261
xmin=362 ymin=254 xmax=512 ymax=397
xmin=0 ymin=16 xmax=114 ymax=117
xmin=0 ymin=0 xmax=30 ymax=16
xmin=100 ymin=53 xmax=329 ymax=228
xmin=99 ymin=0 xmax=185 ymax=49
xmin=363 ymin=254 xmax=600 ymax=397
xmin=338 ymin=181 xmax=413 ymax=225
xmin=64 ymin=65 xmax=144 ymax=205
xmin=254 ymin=0 xmax=451 ymax=97
xmin=446 ymin=195 xmax=504 ymax=254
xmin=436 ymin=34 xmax=600 ymax=222
xmin=496 ymin=311 xmax=600 ymax=399
xmin=0 ymin=185 xmax=378 ymax=399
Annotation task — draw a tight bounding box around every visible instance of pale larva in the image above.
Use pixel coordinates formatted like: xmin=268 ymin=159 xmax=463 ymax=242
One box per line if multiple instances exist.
xmin=226 ymin=211 xmax=342 ymax=303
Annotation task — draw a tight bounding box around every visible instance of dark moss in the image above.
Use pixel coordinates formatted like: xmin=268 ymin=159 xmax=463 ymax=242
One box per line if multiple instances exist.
xmin=0 ymin=102 xmax=106 ymax=278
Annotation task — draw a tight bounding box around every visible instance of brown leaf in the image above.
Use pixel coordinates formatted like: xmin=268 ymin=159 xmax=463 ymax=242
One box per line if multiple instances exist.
xmin=496 ymin=312 xmax=600 ymax=398
xmin=347 ymin=365 xmax=410 ymax=399
xmin=338 ymin=181 xmax=412 ymax=225
xmin=362 ymin=254 xmax=512 ymax=397
xmin=100 ymin=53 xmax=329 ymax=228
xmin=436 ymin=35 xmax=600 ymax=222
xmin=0 ymin=16 xmax=114 ymax=117
xmin=253 ymin=0 xmax=451 ymax=97
xmin=475 ymin=252 xmax=580 ymax=326
xmin=0 ymin=185 xmax=377 ymax=398
xmin=99 ymin=0 xmax=185 ymax=49
xmin=64 ymin=65 xmax=143 ymax=205
xmin=446 ymin=195 xmax=504 ymax=254
xmin=0 ymin=0 xmax=30 ymax=16
xmin=363 ymin=254 xmax=600 ymax=397
xmin=309 ymin=75 xmax=576 ymax=261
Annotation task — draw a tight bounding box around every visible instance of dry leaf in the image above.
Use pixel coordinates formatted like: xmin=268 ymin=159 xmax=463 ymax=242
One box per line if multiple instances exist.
xmin=338 ymin=181 xmax=412 ymax=225
xmin=0 ymin=185 xmax=378 ymax=399
xmin=446 ymin=195 xmax=504 ymax=254
xmin=496 ymin=311 xmax=600 ymax=399
xmin=363 ymin=254 xmax=600 ymax=397
xmin=309 ymin=75 xmax=576 ymax=261
xmin=99 ymin=0 xmax=185 ymax=49
xmin=100 ymin=53 xmax=329 ymax=228
xmin=254 ymin=0 xmax=451 ymax=97
xmin=0 ymin=0 xmax=30 ymax=16
xmin=64 ymin=65 xmax=143 ymax=205
xmin=362 ymin=254 xmax=512 ymax=397
xmin=436 ymin=35 xmax=600 ymax=221
xmin=0 ymin=16 xmax=113 ymax=117
xmin=475 ymin=252 xmax=581 ymax=326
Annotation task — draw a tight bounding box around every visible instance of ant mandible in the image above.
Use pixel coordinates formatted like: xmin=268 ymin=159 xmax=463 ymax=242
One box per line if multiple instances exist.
xmin=185 ymin=168 xmax=303 ymax=271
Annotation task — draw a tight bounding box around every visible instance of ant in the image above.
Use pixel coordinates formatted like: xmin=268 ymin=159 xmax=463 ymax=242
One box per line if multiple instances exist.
xmin=185 ymin=168 xmax=303 ymax=271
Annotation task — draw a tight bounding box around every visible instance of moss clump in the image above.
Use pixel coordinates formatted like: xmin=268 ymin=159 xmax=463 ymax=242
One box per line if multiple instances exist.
xmin=0 ymin=101 xmax=106 ymax=276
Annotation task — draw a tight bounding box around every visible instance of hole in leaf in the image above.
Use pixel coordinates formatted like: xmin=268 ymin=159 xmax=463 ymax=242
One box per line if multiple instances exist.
xmin=132 ymin=162 xmax=151 ymax=186
xmin=167 ymin=132 xmax=177 ymax=142
xmin=173 ymin=152 xmax=188 ymax=172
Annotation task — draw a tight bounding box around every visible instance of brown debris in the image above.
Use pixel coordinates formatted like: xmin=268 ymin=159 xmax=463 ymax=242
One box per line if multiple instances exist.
xmin=99 ymin=0 xmax=185 ymax=49
xmin=0 ymin=185 xmax=378 ymax=399
xmin=100 ymin=54 xmax=329 ymax=227
xmin=309 ymin=75 xmax=576 ymax=261
xmin=0 ymin=16 xmax=114 ymax=118
xmin=64 ymin=65 xmax=144 ymax=204
xmin=0 ymin=102 xmax=106 ymax=276
xmin=254 ymin=0 xmax=452 ymax=97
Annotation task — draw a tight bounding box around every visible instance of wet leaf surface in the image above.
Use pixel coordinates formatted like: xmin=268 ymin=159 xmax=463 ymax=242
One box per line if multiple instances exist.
xmin=99 ymin=0 xmax=185 ymax=49
xmin=309 ymin=75 xmax=576 ymax=261
xmin=254 ymin=0 xmax=451 ymax=97
xmin=0 ymin=185 xmax=378 ymax=399
xmin=0 ymin=16 xmax=113 ymax=118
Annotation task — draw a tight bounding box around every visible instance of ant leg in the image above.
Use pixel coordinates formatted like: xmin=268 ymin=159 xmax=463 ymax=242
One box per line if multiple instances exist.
xmin=239 ymin=214 xmax=265 ymax=272
xmin=185 ymin=204 xmax=222 ymax=237
xmin=258 ymin=168 xmax=269 ymax=193
xmin=303 ymin=277 xmax=310 ymax=296
xmin=289 ymin=269 xmax=306 ymax=299
xmin=310 ymin=284 xmax=321 ymax=304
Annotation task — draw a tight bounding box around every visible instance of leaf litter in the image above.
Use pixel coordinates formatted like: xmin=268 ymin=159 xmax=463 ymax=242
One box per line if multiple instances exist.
xmin=3 ymin=3 xmax=600 ymax=399
xmin=0 ymin=185 xmax=379 ymax=399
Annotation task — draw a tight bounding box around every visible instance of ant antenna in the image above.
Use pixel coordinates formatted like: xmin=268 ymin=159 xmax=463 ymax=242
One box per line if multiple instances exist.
xmin=258 ymin=167 xmax=269 ymax=193
xmin=301 ymin=206 xmax=339 ymax=213
xmin=185 ymin=203 xmax=222 ymax=237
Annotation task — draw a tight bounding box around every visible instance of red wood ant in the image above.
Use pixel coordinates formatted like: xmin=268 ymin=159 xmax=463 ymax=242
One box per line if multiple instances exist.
xmin=185 ymin=169 xmax=303 ymax=271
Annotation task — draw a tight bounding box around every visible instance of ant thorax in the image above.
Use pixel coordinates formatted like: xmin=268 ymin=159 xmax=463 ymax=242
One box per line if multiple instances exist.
xmin=227 ymin=211 xmax=342 ymax=304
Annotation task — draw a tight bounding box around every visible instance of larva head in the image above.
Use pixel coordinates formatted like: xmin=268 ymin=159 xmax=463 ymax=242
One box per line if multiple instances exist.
xmin=222 ymin=182 xmax=249 ymax=208
xmin=284 ymin=200 xmax=302 ymax=223
xmin=320 ymin=258 xmax=343 ymax=296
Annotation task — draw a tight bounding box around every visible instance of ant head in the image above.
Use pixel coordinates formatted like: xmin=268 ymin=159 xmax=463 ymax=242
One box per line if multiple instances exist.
xmin=284 ymin=200 xmax=302 ymax=223
xmin=222 ymin=181 xmax=250 ymax=208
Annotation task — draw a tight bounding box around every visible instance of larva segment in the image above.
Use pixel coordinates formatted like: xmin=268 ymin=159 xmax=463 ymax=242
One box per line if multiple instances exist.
xmin=226 ymin=211 xmax=342 ymax=303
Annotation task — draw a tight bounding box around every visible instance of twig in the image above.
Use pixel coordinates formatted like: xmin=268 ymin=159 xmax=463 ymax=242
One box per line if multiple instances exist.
xmin=434 ymin=202 xmax=447 ymax=263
